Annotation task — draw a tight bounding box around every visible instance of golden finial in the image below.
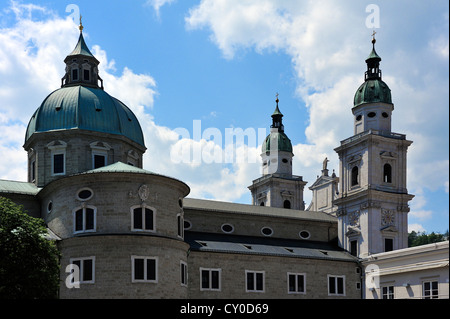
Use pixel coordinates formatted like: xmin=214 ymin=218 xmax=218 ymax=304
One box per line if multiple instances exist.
xmin=276 ymin=92 xmax=279 ymax=104
xmin=79 ymin=14 xmax=84 ymax=33
xmin=371 ymin=30 xmax=377 ymax=44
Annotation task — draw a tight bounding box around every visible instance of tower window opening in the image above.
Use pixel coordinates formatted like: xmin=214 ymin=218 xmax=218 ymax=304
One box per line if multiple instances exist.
xmin=72 ymin=68 xmax=78 ymax=81
xmin=383 ymin=163 xmax=392 ymax=183
xmin=83 ymin=69 xmax=90 ymax=81
xmin=351 ymin=166 xmax=359 ymax=187
xmin=283 ymin=200 xmax=291 ymax=209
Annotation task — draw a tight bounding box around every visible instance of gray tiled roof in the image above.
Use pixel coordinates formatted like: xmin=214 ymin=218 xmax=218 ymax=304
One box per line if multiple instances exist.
xmin=183 ymin=197 xmax=336 ymax=223
xmin=185 ymin=231 xmax=356 ymax=262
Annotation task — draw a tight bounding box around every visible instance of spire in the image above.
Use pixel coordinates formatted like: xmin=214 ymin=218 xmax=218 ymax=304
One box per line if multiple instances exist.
xmin=271 ymin=93 xmax=284 ymax=132
xmin=365 ymin=31 xmax=382 ymax=81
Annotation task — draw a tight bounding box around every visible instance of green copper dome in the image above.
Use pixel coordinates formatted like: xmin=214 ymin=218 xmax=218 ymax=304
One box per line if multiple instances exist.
xmin=354 ymin=37 xmax=392 ymax=107
xmin=25 ymin=85 xmax=145 ymax=147
xmin=354 ymin=78 xmax=392 ymax=107
xmin=262 ymin=132 xmax=293 ymax=153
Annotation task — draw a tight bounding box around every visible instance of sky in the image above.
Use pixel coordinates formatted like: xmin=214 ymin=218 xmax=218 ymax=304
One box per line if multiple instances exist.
xmin=0 ymin=0 xmax=448 ymax=234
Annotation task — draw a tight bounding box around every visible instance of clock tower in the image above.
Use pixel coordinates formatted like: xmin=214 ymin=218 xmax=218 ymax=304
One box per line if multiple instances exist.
xmin=333 ymin=36 xmax=414 ymax=257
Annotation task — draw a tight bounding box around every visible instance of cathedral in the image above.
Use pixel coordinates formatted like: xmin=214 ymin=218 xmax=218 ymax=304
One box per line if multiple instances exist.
xmin=0 ymin=23 xmax=417 ymax=299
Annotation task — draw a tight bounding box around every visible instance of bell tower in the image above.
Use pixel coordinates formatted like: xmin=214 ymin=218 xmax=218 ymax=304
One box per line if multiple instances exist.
xmin=248 ymin=95 xmax=307 ymax=210
xmin=333 ymin=35 xmax=414 ymax=257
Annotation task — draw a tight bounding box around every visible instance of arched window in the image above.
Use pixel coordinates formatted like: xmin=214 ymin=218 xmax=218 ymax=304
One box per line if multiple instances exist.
xmin=383 ymin=163 xmax=392 ymax=183
xmin=73 ymin=206 xmax=96 ymax=233
xmin=131 ymin=205 xmax=155 ymax=232
xmin=283 ymin=200 xmax=291 ymax=209
xmin=260 ymin=201 xmax=265 ymax=206
xmin=351 ymin=166 xmax=359 ymax=186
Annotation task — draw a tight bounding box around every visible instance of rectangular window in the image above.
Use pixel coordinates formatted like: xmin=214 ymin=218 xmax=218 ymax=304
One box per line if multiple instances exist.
xmin=385 ymin=238 xmax=394 ymax=252
xmin=74 ymin=207 xmax=96 ymax=233
xmin=350 ymin=240 xmax=358 ymax=256
xmin=70 ymin=257 xmax=95 ymax=284
xmin=83 ymin=69 xmax=90 ymax=81
xmin=31 ymin=160 xmax=36 ymax=182
xmin=132 ymin=256 xmax=158 ymax=283
xmin=181 ymin=261 xmax=188 ymax=287
xmin=72 ymin=68 xmax=78 ymax=81
xmin=382 ymin=286 xmax=394 ymax=299
xmin=328 ymin=275 xmax=345 ymax=296
xmin=53 ymin=153 xmax=65 ymax=175
xmin=177 ymin=214 xmax=183 ymax=238
xmin=246 ymin=270 xmax=265 ymax=293
xmin=132 ymin=207 xmax=155 ymax=231
xmin=93 ymin=154 xmax=106 ymax=169
xmin=423 ymin=281 xmax=439 ymax=299
xmin=288 ymin=273 xmax=306 ymax=294
xmin=200 ymin=268 xmax=221 ymax=291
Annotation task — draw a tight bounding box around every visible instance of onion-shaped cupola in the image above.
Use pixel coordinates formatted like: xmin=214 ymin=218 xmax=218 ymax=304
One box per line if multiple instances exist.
xmin=354 ymin=35 xmax=392 ymax=108
xmin=262 ymin=95 xmax=293 ymax=154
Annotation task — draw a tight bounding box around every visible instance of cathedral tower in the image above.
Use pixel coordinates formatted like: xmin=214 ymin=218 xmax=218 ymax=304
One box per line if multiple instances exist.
xmin=334 ymin=36 xmax=414 ymax=257
xmin=248 ymin=96 xmax=307 ymax=210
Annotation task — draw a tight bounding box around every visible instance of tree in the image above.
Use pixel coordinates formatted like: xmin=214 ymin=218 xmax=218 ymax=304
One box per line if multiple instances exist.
xmin=408 ymin=230 xmax=448 ymax=248
xmin=0 ymin=197 xmax=60 ymax=299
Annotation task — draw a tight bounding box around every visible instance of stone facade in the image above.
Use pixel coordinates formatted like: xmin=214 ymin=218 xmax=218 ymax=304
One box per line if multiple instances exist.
xmin=187 ymin=251 xmax=361 ymax=299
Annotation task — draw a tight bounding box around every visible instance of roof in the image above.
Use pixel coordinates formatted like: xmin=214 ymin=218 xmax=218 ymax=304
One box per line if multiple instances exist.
xmin=83 ymin=161 xmax=155 ymax=175
xmin=366 ymin=46 xmax=382 ymax=62
xmin=261 ymin=131 xmax=293 ymax=153
xmin=353 ymin=78 xmax=392 ymax=107
xmin=0 ymin=180 xmax=40 ymax=196
xmin=183 ymin=197 xmax=336 ymax=223
xmin=25 ymin=85 xmax=145 ymax=147
xmin=185 ymin=231 xmax=356 ymax=262
xmin=76 ymin=162 xmax=190 ymax=192
xmin=66 ymin=32 xmax=96 ymax=60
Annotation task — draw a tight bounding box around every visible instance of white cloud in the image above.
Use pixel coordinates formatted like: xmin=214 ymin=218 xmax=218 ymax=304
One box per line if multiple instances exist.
xmin=408 ymin=223 xmax=426 ymax=233
xmin=1 ymin=0 xmax=448 ymax=220
xmin=185 ymin=0 xmax=449 ymax=218
xmin=145 ymin=0 xmax=176 ymax=18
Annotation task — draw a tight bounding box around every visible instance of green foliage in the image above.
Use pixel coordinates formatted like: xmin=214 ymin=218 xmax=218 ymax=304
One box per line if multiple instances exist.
xmin=408 ymin=229 xmax=449 ymax=248
xmin=0 ymin=197 xmax=60 ymax=299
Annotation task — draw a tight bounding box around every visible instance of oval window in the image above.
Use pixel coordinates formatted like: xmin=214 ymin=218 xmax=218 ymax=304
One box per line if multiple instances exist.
xmin=261 ymin=227 xmax=273 ymax=236
xmin=77 ymin=188 xmax=93 ymax=201
xmin=184 ymin=220 xmax=192 ymax=230
xmin=382 ymin=112 xmax=389 ymax=118
xmin=299 ymin=230 xmax=311 ymax=240
xmin=282 ymin=158 xmax=288 ymax=163
xmin=356 ymin=115 xmax=362 ymax=121
xmin=367 ymin=112 xmax=376 ymax=118
xmin=47 ymin=201 xmax=53 ymax=214
xmin=221 ymin=224 xmax=234 ymax=234
xmin=178 ymin=198 xmax=183 ymax=208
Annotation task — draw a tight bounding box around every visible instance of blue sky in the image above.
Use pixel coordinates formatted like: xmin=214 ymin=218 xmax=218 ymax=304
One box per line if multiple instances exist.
xmin=0 ymin=0 xmax=448 ymax=234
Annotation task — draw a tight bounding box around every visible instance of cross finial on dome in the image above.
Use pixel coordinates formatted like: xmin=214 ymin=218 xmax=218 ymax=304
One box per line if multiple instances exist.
xmin=79 ymin=14 xmax=84 ymax=33
xmin=371 ymin=30 xmax=377 ymax=45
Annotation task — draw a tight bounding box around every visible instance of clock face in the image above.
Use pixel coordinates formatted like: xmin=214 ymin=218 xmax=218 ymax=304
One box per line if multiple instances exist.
xmin=382 ymin=210 xmax=395 ymax=225
xmin=349 ymin=211 xmax=359 ymax=226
